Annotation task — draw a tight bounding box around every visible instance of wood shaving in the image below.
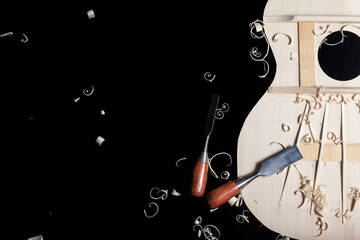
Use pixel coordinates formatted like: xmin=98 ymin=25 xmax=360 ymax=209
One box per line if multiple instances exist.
xmin=343 ymin=209 xmax=352 ymax=220
xmin=236 ymin=210 xmax=250 ymax=224
xmin=149 ymin=187 xmax=168 ymax=200
xmin=300 ymin=134 xmax=313 ymax=144
xmin=28 ymin=235 xmax=43 ymax=240
xmin=351 ymin=93 xmax=360 ymax=112
xmin=281 ymin=124 xmax=290 ymax=132
xmin=335 ymin=209 xmax=352 ymax=219
xmin=175 ymin=157 xmax=187 ymax=167
xmin=272 ymin=32 xmax=292 ymax=45
xmin=144 ymin=202 xmax=159 ymax=218
xmin=294 ymin=177 xmax=328 ymax=217
xmin=313 ymin=185 xmax=328 ymax=217
xmin=171 ymin=189 xmax=181 ymax=197
xmin=0 ymin=32 xmax=13 ymax=37
xmin=96 ymin=136 xmax=105 ymax=146
xmin=220 ymin=171 xmax=230 ymax=180
xmin=315 ymin=217 xmax=328 ymax=237
xmin=295 ymin=95 xmax=321 ymax=117
xmin=215 ymin=103 xmax=230 ymax=120
xmin=249 ymin=19 xmax=270 ymax=78
xmin=276 ymin=235 xmax=290 ymax=240
xmin=269 ymin=141 xmax=286 ymax=150
xmin=21 ymin=33 xmax=28 ymax=43
xmin=350 ymin=186 xmax=360 ymax=211
xmin=312 ymin=25 xmax=330 ymax=36
xmin=83 ymin=85 xmax=94 ymax=96
xmin=204 ymin=72 xmax=216 ymax=82
xmin=327 ymin=94 xmax=349 ymax=104
xmin=320 ymin=24 xmax=360 ymax=47
xmin=227 ymin=193 xmax=243 ymax=207
xmin=295 ymin=176 xmax=313 ymax=208
xmin=193 ymin=216 xmax=221 ymax=240
xmin=87 ymin=9 xmax=95 ymax=19
xmin=208 ymin=152 xmax=232 ymax=179
xmin=327 ymin=132 xmax=342 ymax=145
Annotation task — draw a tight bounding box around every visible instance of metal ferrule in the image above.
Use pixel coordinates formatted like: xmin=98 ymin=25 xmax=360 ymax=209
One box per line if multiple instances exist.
xmin=198 ymin=151 xmax=209 ymax=163
xmin=235 ymin=173 xmax=261 ymax=190
xmin=199 ymin=135 xmax=210 ymax=163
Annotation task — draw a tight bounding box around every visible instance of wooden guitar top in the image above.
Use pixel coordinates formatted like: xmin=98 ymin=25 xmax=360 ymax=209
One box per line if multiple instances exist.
xmin=237 ymin=0 xmax=360 ymax=239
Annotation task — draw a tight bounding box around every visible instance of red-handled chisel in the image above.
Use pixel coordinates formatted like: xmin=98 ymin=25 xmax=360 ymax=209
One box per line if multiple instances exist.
xmin=190 ymin=93 xmax=220 ymax=197
xmin=206 ymin=145 xmax=303 ymax=208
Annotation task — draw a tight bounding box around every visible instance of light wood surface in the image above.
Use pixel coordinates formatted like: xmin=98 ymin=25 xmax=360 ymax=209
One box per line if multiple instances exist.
xmin=237 ymin=0 xmax=360 ymax=239
xmin=298 ymin=22 xmax=316 ymax=87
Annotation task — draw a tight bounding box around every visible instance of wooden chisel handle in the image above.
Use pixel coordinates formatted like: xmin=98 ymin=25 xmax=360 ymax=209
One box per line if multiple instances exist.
xmin=205 ymin=180 xmax=240 ymax=209
xmin=190 ymin=160 xmax=209 ymax=197
xmin=206 ymin=174 xmax=260 ymax=209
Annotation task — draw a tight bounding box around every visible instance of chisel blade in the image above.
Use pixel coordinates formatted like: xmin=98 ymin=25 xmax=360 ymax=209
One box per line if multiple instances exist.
xmin=204 ymin=94 xmax=220 ymax=135
xmin=259 ymin=145 xmax=303 ymax=176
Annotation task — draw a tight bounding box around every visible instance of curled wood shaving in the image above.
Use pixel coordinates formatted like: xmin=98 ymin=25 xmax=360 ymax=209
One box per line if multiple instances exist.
xmin=175 ymin=157 xmax=187 ymax=167
xmin=0 ymin=32 xmax=13 ymax=37
xmin=21 ymin=33 xmax=28 ymax=43
xmin=249 ymin=19 xmax=270 ymax=78
xmin=144 ymin=202 xmax=159 ymax=218
xmin=193 ymin=216 xmax=221 ymax=240
xmin=281 ymin=124 xmax=290 ymax=132
xmin=343 ymin=209 xmax=352 ymax=220
xmin=297 ymin=113 xmax=310 ymax=125
xmin=313 ymin=185 xmax=327 ymax=217
xmin=350 ymin=186 xmax=360 ymax=211
xmin=327 ymin=94 xmax=349 ymax=104
xmin=312 ymin=25 xmax=331 ymax=36
xmin=356 ymin=100 xmax=360 ymax=113
xmin=208 ymin=152 xmax=232 ymax=179
xmin=220 ymin=171 xmax=230 ymax=180
xmin=83 ymin=85 xmax=94 ymax=96
xmin=251 ymin=47 xmax=262 ymax=57
xmin=215 ymin=103 xmax=230 ymax=120
xmin=228 ymin=193 xmax=244 ymax=207
xmin=320 ymin=24 xmax=360 ymax=47
xmin=149 ymin=187 xmax=168 ymax=200
xmin=295 ymin=176 xmax=313 ymax=208
xmin=236 ymin=210 xmax=250 ymax=223
xmin=270 ymin=141 xmax=286 ymax=150
xmin=327 ymin=132 xmax=342 ymax=145
xmin=295 ymin=95 xmax=322 ymax=115
xmin=351 ymin=93 xmax=360 ymax=112
xmin=204 ymin=72 xmax=216 ymax=82
xmin=272 ymin=32 xmax=292 ymax=45
xmin=300 ymin=134 xmax=313 ymax=144
xmin=350 ymin=186 xmax=360 ymax=199
xmin=276 ymin=235 xmax=290 ymax=240
xmin=315 ymin=217 xmax=328 ymax=237
xmin=335 ymin=209 xmax=352 ymax=219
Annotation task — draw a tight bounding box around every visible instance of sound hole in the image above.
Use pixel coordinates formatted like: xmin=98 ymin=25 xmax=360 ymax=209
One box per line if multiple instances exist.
xmin=318 ymin=31 xmax=360 ymax=81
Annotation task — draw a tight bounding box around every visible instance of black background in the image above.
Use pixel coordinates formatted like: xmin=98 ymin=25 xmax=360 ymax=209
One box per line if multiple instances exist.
xmin=0 ymin=0 xmax=285 ymax=239
xmin=0 ymin=2 xmax=122 ymax=239
xmin=142 ymin=1 xmax=285 ymax=240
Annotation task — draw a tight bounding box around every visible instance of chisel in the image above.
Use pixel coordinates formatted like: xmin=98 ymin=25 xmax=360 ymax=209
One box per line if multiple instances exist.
xmin=190 ymin=93 xmax=220 ymax=197
xmin=205 ymin=145 xmax=303 ymax=208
